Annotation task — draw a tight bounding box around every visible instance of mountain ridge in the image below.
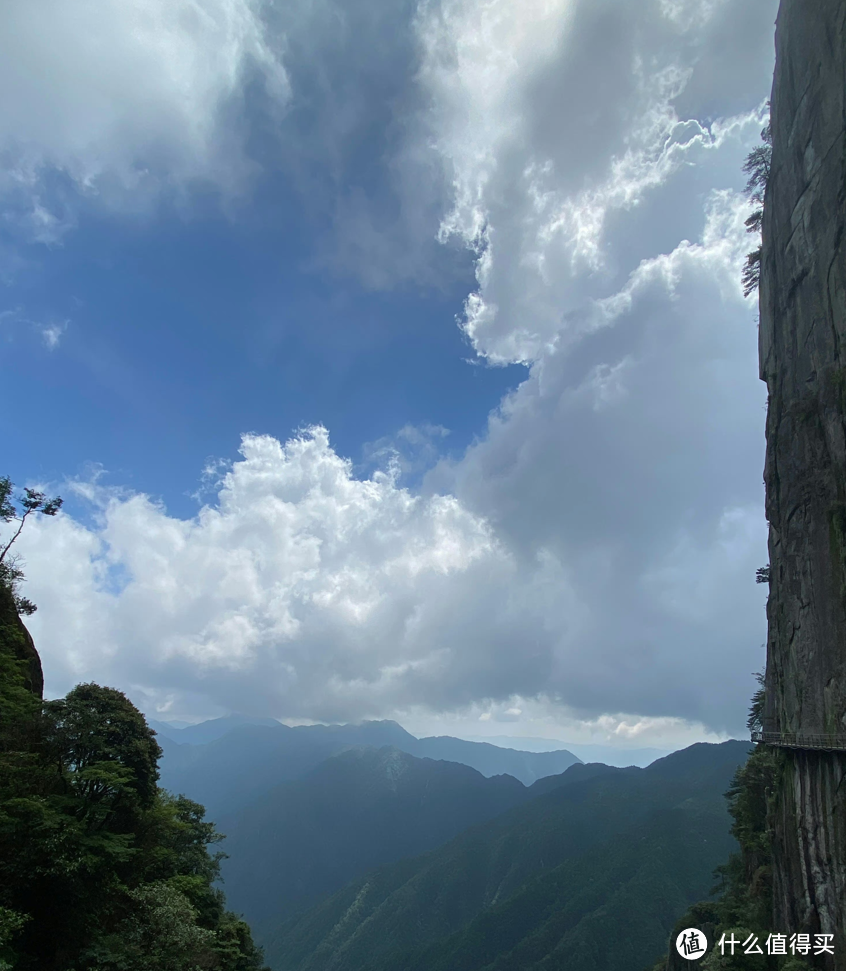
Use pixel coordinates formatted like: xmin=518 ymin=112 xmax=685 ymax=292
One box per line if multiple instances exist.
xmin=157 ymin=718 xmax=582 ymax=816
xmin=217 ymin=745 xmax=548 ymax=927
xmin=259 ymin=739 xmax=751 ymax=971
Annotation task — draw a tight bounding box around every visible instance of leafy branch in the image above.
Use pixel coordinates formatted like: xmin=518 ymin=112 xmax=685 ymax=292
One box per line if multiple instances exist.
xmin=0 ymin=476 xmax=63 ymax=615
xmin=741 ymin=110 xmax=772 ymax=298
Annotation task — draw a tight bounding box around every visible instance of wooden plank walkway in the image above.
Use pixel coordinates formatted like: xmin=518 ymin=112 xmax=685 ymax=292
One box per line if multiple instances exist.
xmin=751 ymin=730 xmax=846 ymax=752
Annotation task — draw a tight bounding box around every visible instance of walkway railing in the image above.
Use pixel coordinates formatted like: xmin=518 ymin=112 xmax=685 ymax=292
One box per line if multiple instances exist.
xmin=751 ymin=730 xmax=846 ymax=752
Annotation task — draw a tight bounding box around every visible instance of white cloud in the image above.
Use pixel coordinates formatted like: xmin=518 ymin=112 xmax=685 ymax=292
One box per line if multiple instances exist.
xmin=393 ymin=695 xmax=728 ymax=749
xmin=414 ymin=0 xmax=777 ymax=362
xmin=0 ymin=307 xmax=69 ymax=350
xmin=0 ymin=0 xmax=288 ymax=235
xmin=21 ymin=429 xmax=574 ymax=721
xmin=41 ymin=320 xmax=68 ymax=350
xmin=425 ymin=180 xmax=769 ymax=730
xmin=10 ymin=0 xmax=779 ymax=742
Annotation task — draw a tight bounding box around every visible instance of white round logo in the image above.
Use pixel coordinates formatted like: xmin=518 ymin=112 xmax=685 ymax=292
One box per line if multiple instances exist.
xmin=675 ymin=928 xmax=708 ymax=961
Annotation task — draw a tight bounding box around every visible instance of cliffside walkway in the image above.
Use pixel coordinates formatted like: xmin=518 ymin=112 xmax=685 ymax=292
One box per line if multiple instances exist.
xmin=751 ymin=730 xmax=846 ymax=752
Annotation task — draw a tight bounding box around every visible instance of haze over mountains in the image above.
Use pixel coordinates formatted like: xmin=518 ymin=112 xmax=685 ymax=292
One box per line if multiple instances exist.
xmin=217 ymin=747 xmax=550 ymax=926
xmin=150 ymin=714 xmax=750 ymax=971
xmin=153 ymin=716 xmax=583 ymax=816
xmin=262 ymin=741 xmax=751 ymax=971
xmin=465 ymin=735 xmax=673 ymax=767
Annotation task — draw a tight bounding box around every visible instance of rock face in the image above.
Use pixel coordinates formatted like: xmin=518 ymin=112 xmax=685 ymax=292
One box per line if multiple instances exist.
xmin=759 ymin=0 xmax=846 ymax=961
xmin=0 ymin=579 xmax=43 ymax=698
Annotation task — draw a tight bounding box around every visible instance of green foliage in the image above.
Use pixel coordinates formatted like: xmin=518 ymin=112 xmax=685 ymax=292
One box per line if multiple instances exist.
xmin=79 ymin=881 xmax=217 ymax=971
xmin=0 ymin=560 xmax=36 ymax=617
xmin=0 ymin=476 xmax=267 ymax=968
xmin=647 ymin=687 xmax=786 ymax=971
xmin=0 ymin=672 xmax=269 ymax=970
xmin=742 ymin=247 xmax=763 ymax=300
xmin=742 ymin=113 xmax=772 ymax=298
xmin=45 ymin=683 xmax=163 ymax=812
xmin=0 ymin=476 xmax=63 ymax=615
xmin=747 ymin=671 xmax=766 ymax=735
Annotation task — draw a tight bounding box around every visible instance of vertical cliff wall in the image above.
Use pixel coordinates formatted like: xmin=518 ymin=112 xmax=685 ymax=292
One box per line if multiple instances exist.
xmin=0 ymin=579 xmax=43 ymax=698
xmin=759 ymin=0 xmax=846 ymax=962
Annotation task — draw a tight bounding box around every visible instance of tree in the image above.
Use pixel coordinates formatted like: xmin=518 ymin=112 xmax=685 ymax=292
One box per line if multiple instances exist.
xmin=0 ymin=476 xmax=63 ymax=615
xmin=0 ymin=474 xmax=270 ymax=969
xmin=2 ymin=684 xmax=271 ymax=970
xmin=746 ymin=670 xmax=766 ymax=735
xmin=45 ymin=683 xmax=163 ymax=816
xmin=741 ymin=113 xmax=772 ymax=298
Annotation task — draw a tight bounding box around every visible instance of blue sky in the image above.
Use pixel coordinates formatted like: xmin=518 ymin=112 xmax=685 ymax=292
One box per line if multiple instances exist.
xmin=3 ymin=195 xmax=521 ymax=521
xmin=2 ymin=0 xmax=779 ymax=749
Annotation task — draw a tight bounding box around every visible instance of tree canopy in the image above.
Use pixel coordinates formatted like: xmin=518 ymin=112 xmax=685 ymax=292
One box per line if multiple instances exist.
xmin=0 ymin=471 xmax=269 ymax=970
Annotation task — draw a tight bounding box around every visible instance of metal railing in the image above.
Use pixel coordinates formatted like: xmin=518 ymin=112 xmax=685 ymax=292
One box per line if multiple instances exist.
xmin=751 ymin=730 xmax=846 ymax=751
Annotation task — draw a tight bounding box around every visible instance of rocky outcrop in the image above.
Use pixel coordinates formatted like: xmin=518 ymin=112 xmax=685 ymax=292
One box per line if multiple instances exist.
xmin=0 ymin=579 xmax=43 ymax=698
xmin=759 ymin=0 xmax=846 ymax=964
xmin=760 ymin=0 xmax=846 ymax=741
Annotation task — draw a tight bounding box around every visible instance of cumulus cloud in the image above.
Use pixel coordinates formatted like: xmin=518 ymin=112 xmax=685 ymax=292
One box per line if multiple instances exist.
xmin=415 ymin=0 xmax=777 ymax=361
xmin=21 ymin=429 xmax=573 ymax=722
xmin=408 ymin=0 xmax=777 ymax=731
xmin=427 ymin=186 xmax=768 ymax=728
xmin=0 ymin=0 xmax=288 ymax=236
xmin=9 ymin=0 xmax=779 ymax=742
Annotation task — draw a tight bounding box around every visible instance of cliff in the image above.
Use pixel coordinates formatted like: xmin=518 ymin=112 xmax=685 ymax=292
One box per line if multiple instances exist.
xmin=0 ymin=578 xmax=43 ymax=698
xmin=759 ymin=0 xmax=846 ymax=963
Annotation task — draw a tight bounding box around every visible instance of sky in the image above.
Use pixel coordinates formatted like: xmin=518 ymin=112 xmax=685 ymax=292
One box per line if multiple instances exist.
xmin=2 ymin=0 xmax=780 ymax=750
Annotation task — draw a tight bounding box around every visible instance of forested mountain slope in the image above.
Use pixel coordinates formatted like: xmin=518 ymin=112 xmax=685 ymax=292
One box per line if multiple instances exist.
xmin=217 ymin=746 xmax=577 ymax=927
xmin=261 ymin=741 xmax=750 ymax=971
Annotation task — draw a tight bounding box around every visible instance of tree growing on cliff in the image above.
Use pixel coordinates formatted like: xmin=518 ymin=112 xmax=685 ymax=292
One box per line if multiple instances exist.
xmin=747 ymin=670 xmax=766 ymax=734
xmin=0 ymin=679 xmax=271 ymax=970
xmin=741 ymin=111 xmax=772 ymax=298
xmin=0 ymin=476 xmax=63 ymax=615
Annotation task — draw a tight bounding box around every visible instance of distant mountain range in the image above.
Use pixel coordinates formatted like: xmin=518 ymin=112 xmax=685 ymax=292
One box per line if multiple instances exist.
xmin=217 ymin=746 xmax=575 ymax=927
xmin=150 ymin=713 xmax=282 ymax=745
xmin=150 ymin=714 xmax=749 ymax=971
xmin=465 ymin=735 xmax=673 ymax=766
xmin=153 ymin=716 xmax=582 ymax=816
xmin=260 ymin=740 xmax=751 ymax=971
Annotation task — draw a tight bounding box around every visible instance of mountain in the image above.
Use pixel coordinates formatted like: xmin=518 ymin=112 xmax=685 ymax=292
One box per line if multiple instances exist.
xmin=260 ymin=740 xmax=751 ymax=971
xmin=157 ymin=720 xmax=420 ymax=816
xmin=217 ymin=746 xmax=554 ymax=928
xmin=157 ymin=718 xmax=581 ymax=817
xmin=413 ymin=736 xmax=580 ymax=784
xmin=150 ymin=713 xmax=282 ymax=745
xmin=467 ymin=734 xmax=673 ymax=766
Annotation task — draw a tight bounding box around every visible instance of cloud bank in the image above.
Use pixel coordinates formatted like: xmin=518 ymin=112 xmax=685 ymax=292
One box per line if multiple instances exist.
xmin=10 ymin=0 xmax=779 ymax=743
xmin=0 ymin=0 xmax=287 ymax=241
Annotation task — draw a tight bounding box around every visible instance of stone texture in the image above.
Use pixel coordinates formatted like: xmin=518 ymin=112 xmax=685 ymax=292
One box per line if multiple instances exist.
xmin=761 ymin=0 xmax=846 ymax=740
xmin=0 ymin=578 xmax=43 ymax=698
xmin=760 ymin=0 xmax=846 ymax=961
xmin=771 ymin=752 xmax=846 ymax=955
